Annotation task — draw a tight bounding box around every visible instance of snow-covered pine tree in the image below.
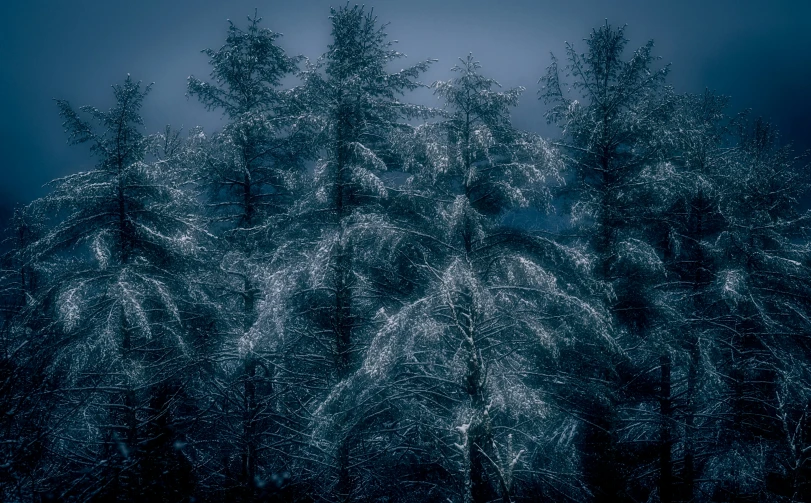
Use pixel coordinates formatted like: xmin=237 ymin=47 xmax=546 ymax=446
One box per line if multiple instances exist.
xmin=187 ymin=10 xmax=302 ymax=242
xmin=23 ymin=76 xmax=205 ymax=500
xmin=645 ymin=90 xmax=733 ymax=501
xmin=610 ymin=94 xmax=811 ymax=502
xmin=700 ymin=116 xmax=811 ymax=501
xmin=0 ymin=208 xmax=57 ymax=501
xmin=540 ymin=22 xmax=675 ymax=502
xmin=187 ymin=12 xmax=306 ymax=498
xmin=407 ymin=57 xmax=577 ymax=501
xmin=313 ymin=55 xmax=608 ymax=502
xmin=248 ymin=5 xmax=435 ymax=499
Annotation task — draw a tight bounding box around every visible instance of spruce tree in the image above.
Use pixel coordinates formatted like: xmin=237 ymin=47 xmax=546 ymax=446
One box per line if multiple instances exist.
xmin=253 ymin=5 xmax=434 ymax=499
xmin=26 ymin=76 xmax=206 ymax=500
xmin=541 ymin=22 xmax=674 ymax=502
xmin=187 ymin=12 xmax=304 ymax=498
xmin=319 ymin=55 xmax=606 ymax=502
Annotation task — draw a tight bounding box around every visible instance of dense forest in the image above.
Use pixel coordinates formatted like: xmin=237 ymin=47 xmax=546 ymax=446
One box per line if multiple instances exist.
xmin=2 ymin=5 xmax=810 ymax=502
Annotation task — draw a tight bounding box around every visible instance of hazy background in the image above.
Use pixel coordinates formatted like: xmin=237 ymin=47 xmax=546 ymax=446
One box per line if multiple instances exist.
xmin=2 ymin=0 xmax=809 ymax=223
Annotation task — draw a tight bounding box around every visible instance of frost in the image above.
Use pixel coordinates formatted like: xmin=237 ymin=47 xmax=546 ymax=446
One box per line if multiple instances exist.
xmin=5 ymin=10 xmax=810 ymax=503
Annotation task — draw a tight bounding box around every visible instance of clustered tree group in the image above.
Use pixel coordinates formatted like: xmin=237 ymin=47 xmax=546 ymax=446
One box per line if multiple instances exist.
xmin=2 ymin=6 xmax=810 ymax=502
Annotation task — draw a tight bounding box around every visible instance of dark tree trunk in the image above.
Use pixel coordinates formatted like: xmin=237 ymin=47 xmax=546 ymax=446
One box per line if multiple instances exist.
xmin=660 ymin=353 xmax=673 ymax=503
xmin=336 ymin=438 xmax=352 ymax=503
xmin=334 ymin=242 xmax=352 ymax=380
xmin=581 ymin=406 xmax=623 ymax=503
xmin=242 ymin=356 xmax=257 ymax=499
xmin=683 ymin=334 xmax=699 ymax=503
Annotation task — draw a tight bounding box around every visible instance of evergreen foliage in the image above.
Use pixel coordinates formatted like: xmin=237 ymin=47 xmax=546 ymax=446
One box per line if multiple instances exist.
xmin=2 ymin=9 xmax=809 ymax=503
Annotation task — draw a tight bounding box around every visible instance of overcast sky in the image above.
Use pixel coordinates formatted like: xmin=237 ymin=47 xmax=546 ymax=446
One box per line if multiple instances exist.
xmin=1 ymin=0 xmax=809 ymax=214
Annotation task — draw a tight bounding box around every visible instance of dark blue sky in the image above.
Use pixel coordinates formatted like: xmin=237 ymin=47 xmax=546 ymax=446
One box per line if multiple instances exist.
xmin=2 ymin=0 xmax=809 ymax=213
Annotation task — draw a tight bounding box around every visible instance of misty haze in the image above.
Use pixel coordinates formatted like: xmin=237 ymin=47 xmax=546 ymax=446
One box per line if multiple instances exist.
xmin=2 ymin=2 xmax=810 ymax=502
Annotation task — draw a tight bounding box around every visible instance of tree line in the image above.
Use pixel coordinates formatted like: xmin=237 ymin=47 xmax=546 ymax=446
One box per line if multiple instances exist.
xmin=2 ymin=6 xmax=810 ymax=502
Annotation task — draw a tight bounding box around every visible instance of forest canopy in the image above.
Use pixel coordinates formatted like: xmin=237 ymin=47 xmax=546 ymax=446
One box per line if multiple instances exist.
xmin=2 ymin=6 xmax=810 ymax=503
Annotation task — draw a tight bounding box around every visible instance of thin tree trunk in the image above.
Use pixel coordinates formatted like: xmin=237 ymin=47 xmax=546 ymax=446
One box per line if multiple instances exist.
xmin=660 ymin=353 xmax=673 ymax=503
xmin=336 ymin=437 xmax=351 ymax=503
xmin=242 ymin=355 xmax=257 ymax=498
xmin=683 ymin=335 xmax=698 ymax=502
xmin=332 ymin=98 xmax=356 ymax=501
